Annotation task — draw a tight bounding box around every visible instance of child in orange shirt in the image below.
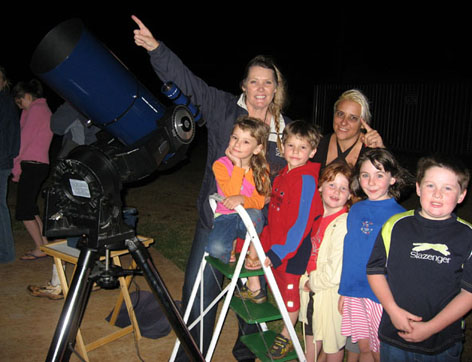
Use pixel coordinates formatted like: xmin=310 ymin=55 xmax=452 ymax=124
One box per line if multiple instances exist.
xmin=205 ymin=116 xmax=271 ymax=266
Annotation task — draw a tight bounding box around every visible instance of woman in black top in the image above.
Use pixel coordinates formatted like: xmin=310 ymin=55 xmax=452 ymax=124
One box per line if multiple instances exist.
xmin=312 ymin=89 xmax=384 ymax=169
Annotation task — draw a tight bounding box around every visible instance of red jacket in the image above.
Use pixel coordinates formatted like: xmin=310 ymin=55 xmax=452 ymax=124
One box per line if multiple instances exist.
xmin=262 ymin=161 xmax=323 ymax=275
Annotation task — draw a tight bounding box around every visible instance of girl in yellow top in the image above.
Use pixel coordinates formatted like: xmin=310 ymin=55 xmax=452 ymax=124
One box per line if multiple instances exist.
xmin=299 ymin=161 xmax=354 ymax=362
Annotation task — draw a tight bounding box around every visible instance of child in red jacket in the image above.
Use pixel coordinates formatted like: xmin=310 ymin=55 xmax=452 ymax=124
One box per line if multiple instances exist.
xmin=238 ymin=120 xmax=323 ymax=359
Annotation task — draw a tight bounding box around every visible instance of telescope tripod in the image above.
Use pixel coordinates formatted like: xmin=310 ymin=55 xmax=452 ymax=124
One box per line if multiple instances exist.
xmin=45 ymin=236 xmax=204 ymax=361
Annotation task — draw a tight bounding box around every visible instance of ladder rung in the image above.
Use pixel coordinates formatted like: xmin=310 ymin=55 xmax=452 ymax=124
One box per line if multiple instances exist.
xmin=230 ymin=297 xmax=281 ymax=324
xmin=205 ymin=255 xmax=265 ymax=278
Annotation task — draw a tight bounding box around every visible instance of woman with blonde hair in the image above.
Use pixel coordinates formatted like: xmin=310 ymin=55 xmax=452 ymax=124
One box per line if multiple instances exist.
xmin=313 ymin=89 xmax=384 ymax=169
xmin=132 ymin=15 xmax=292 ymax=361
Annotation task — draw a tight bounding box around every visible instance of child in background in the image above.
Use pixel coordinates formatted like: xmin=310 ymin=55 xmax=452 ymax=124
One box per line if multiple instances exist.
xmin=299 ymin=161 xmax=354 ymax=362
xmin=239 ymin=120 xmax=324 ymax=359
xmin=367 ymin=155 xmax=472 ymax=361
xmin=205 ymin=116 xmax=271 ymax=267
xmin=338 ymin=148 xmax=412 ymax=362
xmin=12 ymin=79 xmax=53 ymax=260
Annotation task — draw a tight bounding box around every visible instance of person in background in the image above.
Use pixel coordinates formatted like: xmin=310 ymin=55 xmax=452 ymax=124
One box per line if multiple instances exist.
xmin=50 ymin=101 xmax=100 ymax=159
xmin=312 ymin=89 xmax=384 ymax=170
xmin=27 ymin=101 xmax=101 ymax=299
xmin=312 ymin=88 xmax=385 ymax=361
xmin=12 ymin=79 xmax=53 ymax=261
xmin=0 ymin=66 xmax=20 ymax=263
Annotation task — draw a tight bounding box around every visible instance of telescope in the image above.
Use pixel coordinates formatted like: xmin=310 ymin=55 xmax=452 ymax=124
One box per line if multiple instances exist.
xmin=30 ymin=18 xmax=204 ymax=361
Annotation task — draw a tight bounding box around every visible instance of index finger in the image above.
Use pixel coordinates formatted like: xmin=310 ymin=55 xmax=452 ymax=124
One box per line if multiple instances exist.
xmin=360 ymin=118 xmax=373 ymax=132
xmin=131 ymin=15 xmax=146 ymax=30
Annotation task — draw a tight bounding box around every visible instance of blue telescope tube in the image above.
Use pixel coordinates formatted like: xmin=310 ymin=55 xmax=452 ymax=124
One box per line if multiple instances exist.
xmin=30 ymin=18 xmax=166 ymax=146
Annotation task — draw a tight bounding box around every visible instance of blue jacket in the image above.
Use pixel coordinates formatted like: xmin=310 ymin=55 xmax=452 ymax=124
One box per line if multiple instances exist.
xmin=338 ymin=198 xmax=405 ymax=302
xmin=149 ymin=43 xmax=290 ymax=229
xmin=0 ymin=90 xmax=20 ymax=170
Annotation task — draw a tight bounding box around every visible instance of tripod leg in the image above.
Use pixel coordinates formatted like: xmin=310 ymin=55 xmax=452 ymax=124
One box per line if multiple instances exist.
xmin=126 ymin=237 xmax=204 ymax=361
xmin=46 ymin=247 xmax=98 ymax=362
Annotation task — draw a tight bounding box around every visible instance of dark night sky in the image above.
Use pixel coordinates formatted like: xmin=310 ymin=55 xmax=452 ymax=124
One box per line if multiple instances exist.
xmin=2 ymin=6 xmax=470 ymax=120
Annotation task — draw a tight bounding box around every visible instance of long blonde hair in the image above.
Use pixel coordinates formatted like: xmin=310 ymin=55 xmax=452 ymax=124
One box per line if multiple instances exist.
xmin=241 ymin=55 xmax=288 ymax=153
xmin=233 ymin=116 xmax=271 ymax=197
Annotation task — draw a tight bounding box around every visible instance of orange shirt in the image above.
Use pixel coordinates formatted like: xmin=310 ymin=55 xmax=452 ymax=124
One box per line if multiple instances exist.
xmin=213 ymin=157 xmax=265 ymax=212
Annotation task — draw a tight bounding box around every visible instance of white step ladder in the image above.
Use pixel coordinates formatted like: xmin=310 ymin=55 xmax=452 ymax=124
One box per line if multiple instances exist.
xmin=170 ymin=194 xmax=306 ymax=361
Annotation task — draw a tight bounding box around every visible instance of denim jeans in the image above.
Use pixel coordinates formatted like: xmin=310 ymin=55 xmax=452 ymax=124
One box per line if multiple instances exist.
xmin=205 ymin=208 xmax=264 ymax=263
xmin=0 ymin=169 xmax=15 ymax=263
xmin=380 ymin=341 xmax=462 ymax=362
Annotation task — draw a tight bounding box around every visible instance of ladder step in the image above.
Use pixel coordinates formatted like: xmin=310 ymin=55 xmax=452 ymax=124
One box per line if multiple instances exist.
xmin=240 ymin=330 xmax=299 ymax=361
xmin=205 ymin=256 xmax=264 ymax=278
xmin=230 ymin=297 xmax=281 ymax=323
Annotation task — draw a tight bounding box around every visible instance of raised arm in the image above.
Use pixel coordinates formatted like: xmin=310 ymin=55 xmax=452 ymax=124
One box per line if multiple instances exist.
xmin=130 ymin=14 xmax=232 ymax=125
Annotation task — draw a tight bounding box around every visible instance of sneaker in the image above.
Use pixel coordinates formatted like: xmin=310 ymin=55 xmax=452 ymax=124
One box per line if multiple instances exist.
xmin=235 ymin=284 xmax=267 ymax=304
xmin=27 ymin=283 xmax=63 ymax=300
xmin=267 ymin=333 xmax=293 ymax=359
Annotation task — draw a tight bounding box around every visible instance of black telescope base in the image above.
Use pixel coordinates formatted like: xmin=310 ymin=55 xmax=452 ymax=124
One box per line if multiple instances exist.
xmin=45 ymin=237 xmax=203 ymax=361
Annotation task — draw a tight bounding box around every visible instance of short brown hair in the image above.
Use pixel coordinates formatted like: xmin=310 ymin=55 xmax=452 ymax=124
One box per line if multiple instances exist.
xmin=416 ymin=155 xmax=470 ymax=192
xmin=282 ymin=120 xmax=321 ymax=150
